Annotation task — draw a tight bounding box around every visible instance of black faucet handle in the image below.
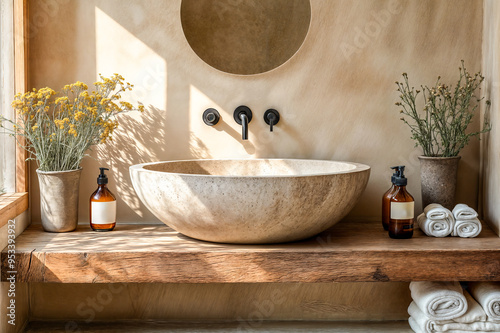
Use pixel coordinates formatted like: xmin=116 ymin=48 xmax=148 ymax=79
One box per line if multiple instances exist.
xmin=264 ymin=109 xmax=280 ymax=132
xmin=203 ymin=108 xmax=220 ymax=126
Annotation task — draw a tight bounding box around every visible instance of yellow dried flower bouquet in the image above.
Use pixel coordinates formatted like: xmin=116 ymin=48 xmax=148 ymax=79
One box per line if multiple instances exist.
xmin=1 ymin=74 xmax=144 ymax=171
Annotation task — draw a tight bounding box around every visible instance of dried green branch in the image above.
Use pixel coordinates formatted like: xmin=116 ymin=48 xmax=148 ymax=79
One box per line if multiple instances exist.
xmin=396 ymin=61 xmax=491 ymax=157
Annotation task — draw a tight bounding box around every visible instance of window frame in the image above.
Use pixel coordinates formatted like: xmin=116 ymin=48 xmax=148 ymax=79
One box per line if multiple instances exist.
xmin=0 ymin=0 xmax=29 ymax=228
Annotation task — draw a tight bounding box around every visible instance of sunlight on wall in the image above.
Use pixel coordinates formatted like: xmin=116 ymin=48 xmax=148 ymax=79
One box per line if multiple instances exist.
xmin=188 ymin=84 xmax=257 ymax=158
xmin=482 ymin=0 xmax=500 ymax=233
xmin=95 ymin=7 xmax=167 ymax=109
xmin=94 ymin=6 xmax=167 ymax=219
xmin=0 ymin=1 xmax=16 ymax=193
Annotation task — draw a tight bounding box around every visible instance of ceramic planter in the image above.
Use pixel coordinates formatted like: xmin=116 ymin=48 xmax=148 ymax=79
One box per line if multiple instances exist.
xmin=37 ymin=168 xmax=82 ymax=232
xmin=418 ymin=156 xmax=461 ymax=210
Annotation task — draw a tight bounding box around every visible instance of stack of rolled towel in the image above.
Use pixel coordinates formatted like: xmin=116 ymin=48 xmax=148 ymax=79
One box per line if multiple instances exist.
xmin=409 ymin=281 xmax=500 ymax=332
xmin=417 ymin=204 xmax=482 ymax=238
xmin=453 ymin=204 xmax=482 ymax=238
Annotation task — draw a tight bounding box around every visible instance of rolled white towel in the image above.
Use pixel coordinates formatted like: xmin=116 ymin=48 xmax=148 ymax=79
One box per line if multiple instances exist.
xmin=408 ymin=316 xmax=500 ymax=333
xmin=408 ymin=315 xmax=429 ymax=333
xmin=439 ymin=321 xmax=500 ymax=332
xmin=408 ymin=302 xmax=452 ymax=333
xmin=418 ymin=213 xmax=453 ymax=238
xmin=408 ymin=291 xmax=486 ymax=329
xmin=410 ymin=281 xmax=467 ymax=321
xmin=450 ymin=329 xmax=500 ymax=333
xmin=425 ymin=204 xmax=454 ymax=220
xmin=452 ymin=218 xmax=482 ymax=238
xmin=443 ymin=324 xmax=500 ymax=333
xmin=454 ymin=290 xmax=488 ymax=323
xmin=469 ymin=282 xmax=500 ymax=321
xmin=453 ymin=204 xmax=478 ymax=220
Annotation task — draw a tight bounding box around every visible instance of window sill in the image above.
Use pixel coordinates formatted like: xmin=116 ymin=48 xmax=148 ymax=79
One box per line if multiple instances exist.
xmin=0 ymin=192 xmax=28 ymax=228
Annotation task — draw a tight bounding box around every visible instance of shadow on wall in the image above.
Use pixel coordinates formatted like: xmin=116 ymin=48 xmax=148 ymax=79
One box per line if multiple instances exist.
xmin=93 ymin=107 xmax=168 ymax=222
xmin=189 ymin=131 xmax=212 ymax=159
xmin=28 ymin=0 xmax=484 ymax=223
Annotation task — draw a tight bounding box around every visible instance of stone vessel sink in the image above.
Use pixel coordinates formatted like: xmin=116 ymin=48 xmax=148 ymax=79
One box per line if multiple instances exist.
xmin=130 ymin=159 xmax=370 ymax=244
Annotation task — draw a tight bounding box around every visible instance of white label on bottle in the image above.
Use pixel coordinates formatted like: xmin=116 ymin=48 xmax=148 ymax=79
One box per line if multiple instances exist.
xmin=390 ymin=202 xmax=414 ymax=220
xmin=91 ymin=201 xmax=116 ymax=224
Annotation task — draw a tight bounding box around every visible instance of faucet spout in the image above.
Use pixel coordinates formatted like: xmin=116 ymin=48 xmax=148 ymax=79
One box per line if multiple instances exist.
xmin=233 ymin=106 xmax=253 ymax=141
xmin=240 ymin=113 xmax=248 ymax=140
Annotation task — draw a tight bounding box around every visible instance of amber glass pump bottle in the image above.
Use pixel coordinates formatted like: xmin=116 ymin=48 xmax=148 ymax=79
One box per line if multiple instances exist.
xmin=382 ymin=167 xmax=399 ymax=231
xmin=90 ymin=168 xmax=116 ymax=231
xmin=389 ymin=166 xmax=414 ymax=239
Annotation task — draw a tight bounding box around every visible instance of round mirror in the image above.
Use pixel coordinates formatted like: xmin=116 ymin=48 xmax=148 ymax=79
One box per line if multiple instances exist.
xmin=180 ymin=0 xmax=311 ymax=75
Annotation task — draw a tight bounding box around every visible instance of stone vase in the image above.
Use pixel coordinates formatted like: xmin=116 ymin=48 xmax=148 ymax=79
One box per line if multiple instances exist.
xmin=418 ymin=156 xmax=461 ymax=210
xmin=37 ymin=168 xmax=82 ymax=232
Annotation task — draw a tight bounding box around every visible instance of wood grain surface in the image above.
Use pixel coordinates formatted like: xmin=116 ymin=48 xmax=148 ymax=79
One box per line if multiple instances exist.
xmin=14 ymin=0 xmax=29 ymax=193
xmin=0 ymin=192 xmax=28 ymax=228
xmin=29 ymin=282 xmax=412 ymax=321
xmin=25 ymin=320 xmax=412 ymax=332
xmin=2 ymin=221 xmax=500 ymax=283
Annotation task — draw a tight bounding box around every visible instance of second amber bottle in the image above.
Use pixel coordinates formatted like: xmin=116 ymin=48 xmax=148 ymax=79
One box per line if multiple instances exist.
xmin=389 ymin=166 xmax=414 ymax=239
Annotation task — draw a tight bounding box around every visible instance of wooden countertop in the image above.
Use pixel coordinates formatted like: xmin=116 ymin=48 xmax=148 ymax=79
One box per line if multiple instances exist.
xmin=2 ymin=221 xmax=500 ymax=283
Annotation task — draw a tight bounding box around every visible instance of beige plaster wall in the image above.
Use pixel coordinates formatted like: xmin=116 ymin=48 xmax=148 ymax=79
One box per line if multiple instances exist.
xmin=482 ymin=0 xmax=500 ymax=234
xmin=28 ymin=0 xmax=483 ymax=224
xmin=25 ymin=0 xmax=483 ymax=324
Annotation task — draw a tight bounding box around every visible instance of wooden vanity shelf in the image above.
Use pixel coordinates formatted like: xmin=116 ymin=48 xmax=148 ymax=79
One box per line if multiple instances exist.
xmin=2 ymin=221 xmax=500 ymax=283
xmin=24 ymin=320 xmax=413 ymax=332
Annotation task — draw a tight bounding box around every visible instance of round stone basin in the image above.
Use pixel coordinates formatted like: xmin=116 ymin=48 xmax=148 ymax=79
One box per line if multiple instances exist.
xmin=130 ymin=159 xmax=370 ymax=244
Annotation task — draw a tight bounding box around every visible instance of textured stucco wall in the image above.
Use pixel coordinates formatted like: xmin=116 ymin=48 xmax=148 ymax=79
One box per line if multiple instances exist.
xmin=482 ymin=0 xmax=500 ymax=234
xmin=25 ymin=0 xmax=483 ymax=323
xmin=28 ymin=0 xmax=483 ymax=224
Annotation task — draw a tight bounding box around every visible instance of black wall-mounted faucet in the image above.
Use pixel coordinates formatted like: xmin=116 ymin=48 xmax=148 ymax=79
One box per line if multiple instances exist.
xmin=264 ymin=109 xmax=280 ymax=132
xmin=233 ymin=105 xmax=252 ymax=140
